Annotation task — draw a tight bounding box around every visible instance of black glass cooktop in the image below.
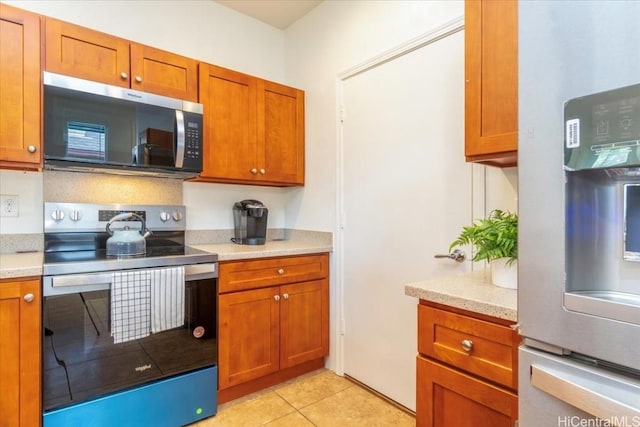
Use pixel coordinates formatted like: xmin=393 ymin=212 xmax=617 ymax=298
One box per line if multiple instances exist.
xmin=43 ymin=245 xmax=216 ymax=276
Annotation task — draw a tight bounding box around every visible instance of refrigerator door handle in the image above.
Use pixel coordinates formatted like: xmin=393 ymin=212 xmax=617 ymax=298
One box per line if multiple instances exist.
xmin=531 ymin=364 xmax=640 ymax=420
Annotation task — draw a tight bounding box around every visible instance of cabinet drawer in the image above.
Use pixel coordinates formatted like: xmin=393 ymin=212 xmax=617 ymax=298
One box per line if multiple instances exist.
xmin=416 ymin=356 xmax=518 ymax=427
xmin=418 ymin=304 xmax=518 ymax=390
xmin=219 ymin=254 xmax=329 ymax=293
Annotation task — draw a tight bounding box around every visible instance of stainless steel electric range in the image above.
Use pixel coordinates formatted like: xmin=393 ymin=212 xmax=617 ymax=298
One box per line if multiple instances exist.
xmin=42 ymin=202 xmax=218 ymax=427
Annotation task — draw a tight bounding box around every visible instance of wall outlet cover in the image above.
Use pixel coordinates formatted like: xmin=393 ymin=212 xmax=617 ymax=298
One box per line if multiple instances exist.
xmin=0 ymin=194 xmax=19 ymax=217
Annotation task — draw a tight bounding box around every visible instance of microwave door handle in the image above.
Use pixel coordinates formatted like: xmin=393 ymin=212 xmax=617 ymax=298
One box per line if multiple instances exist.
xmin=175 ymin=110 xmax=185 ymax=168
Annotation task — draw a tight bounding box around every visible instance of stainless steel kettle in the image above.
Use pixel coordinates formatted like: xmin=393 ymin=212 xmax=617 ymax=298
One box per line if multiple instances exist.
xmin=106 ymin=212 xmax=152 ymax=256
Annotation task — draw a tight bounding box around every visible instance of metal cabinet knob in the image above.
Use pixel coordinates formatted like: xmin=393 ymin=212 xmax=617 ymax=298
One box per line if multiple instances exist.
xmin=120 ymin=72 xmax=128 ymax=79
xmin=135 ymin=76 xmax=142 ymax=83
xmin=251 ymin=168 xmax=258 ymax=174
xmin=27 ymin=145 xmax=37 ymax=153
xmin=434 ymin=249 xmax=466 ymax=263
xmin=24 ymin=293 xmax=34 ymax=303
xmin=277 ymin=268 xmax=285 ymax=275
xmin=461 ymin=339 xmax=474 ymax=352
xmin=259 ymin=168 xmax=266 ymax=175
xmin=274 ymin=295 xmax=280 ymax=302
xmin=283 ymin=293 xmax=289 ymax=300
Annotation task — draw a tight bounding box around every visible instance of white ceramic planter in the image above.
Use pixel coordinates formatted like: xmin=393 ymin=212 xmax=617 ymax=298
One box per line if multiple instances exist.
xmin=490 ymin=258 xmax=518 ymax=289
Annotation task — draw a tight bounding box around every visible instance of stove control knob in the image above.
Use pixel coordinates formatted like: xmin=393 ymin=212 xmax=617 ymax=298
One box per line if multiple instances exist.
xmin=51 ymin=209 xmax=65 ymax=221
xmin=160 ymin=211 xmax=171 ymax=222
xmin=69 ymin=210 xmax=81 ymax=221
xmin=172 ymin=211 xmax=184 ymax=221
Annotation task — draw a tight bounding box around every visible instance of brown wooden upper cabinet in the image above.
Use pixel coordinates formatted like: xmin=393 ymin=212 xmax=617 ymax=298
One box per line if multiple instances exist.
xmin=44 ymin=18 xmax=198 ymax=102
xmin=0 ymin=4 xmax=41 ymax=170
xmin=196 ymin=64 xmax=305 ymax=186
xmin=465 ymin=0 xmax=518 ymax=167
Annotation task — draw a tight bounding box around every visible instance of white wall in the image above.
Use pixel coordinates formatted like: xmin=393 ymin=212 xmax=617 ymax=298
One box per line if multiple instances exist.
xmin=1 ymin=0 xmax=292 ymax=233
xmin=1 ymin=0 xmax=517 ymax=235
xmin=283 ymin=1 xmax=467 ymax=231
xmin=282 ymin=1 xmax=518 ymax=232
xmin=0 ymin=171 xmax=42 ymax=234
xmin=3 ymin=0 xmax=284 ymax=79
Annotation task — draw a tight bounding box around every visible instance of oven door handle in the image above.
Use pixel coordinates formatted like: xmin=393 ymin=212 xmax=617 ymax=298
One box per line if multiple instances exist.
xmin=52 ymin=273 xmax=114 ymax=288
xmin=45 ymin=272 xmax=114 ymax=296
xmin=530 ymin=364 xmax=640 ymax=419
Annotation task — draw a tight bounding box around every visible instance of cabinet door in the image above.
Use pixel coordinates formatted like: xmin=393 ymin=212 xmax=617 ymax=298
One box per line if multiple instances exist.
xmin=44 ymin=18 xmax=130 ymax=87
xmin=130 ymin=44 xmax=198 ymax=101
xmin=416 ymin=356 xmax=517 ymax=427
xmin=280 ymin=280 xmax=329 ymax=369
xmin=198 ymin=64 xmax=258 ymax=182
xmin=257 ymin=80 xmax=305 ymax=185
xmin=218 ymin=287 xmax=279 ymax=389
xmin=0 ymin=4 xmax=41 ymax=168
xmin=465 ymin=0 xmax=518 ymax=166
xmin=0 ymin=279 xmax=41 ymax=427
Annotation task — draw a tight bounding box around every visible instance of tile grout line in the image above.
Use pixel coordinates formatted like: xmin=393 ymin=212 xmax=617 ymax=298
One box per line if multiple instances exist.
xmin=272 ymin=377 xmax=357 ymax=426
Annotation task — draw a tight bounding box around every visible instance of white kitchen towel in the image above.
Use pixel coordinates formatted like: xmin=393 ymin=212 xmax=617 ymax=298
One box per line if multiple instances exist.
xmin=111 ymin=270 xmax=151 ymax=344
xmin=150 ymin=266 xmax=185 ymax=333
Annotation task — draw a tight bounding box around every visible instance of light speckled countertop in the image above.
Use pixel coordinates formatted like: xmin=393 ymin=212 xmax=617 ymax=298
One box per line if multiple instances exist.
xmin=192 ymin=240 xmax=332 ymax=261
xmin=404 ymin=270 xmax=517 ymax=322
xmin=0 ymin=238 xmax=332 ymax=280
xmin=0 ymin=252 xmax=44 ymax=280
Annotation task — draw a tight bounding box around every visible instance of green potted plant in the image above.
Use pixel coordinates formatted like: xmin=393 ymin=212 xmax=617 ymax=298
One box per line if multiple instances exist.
xmin=449 ymin=209 xmax=518 ymax=289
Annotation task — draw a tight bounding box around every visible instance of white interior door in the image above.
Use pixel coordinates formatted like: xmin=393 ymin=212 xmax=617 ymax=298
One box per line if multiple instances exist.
xmin=340 ymin=29 xmax=470 ymax=411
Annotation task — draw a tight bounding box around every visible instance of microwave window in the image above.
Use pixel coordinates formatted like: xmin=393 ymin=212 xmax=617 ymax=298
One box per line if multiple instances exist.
xmin=44 ymin=86 xmax=178 ymax=168
xmin=625 ymin=184 xmax=640 ymax=261
xmin=66 ymin=121 xmax=107 ymax=161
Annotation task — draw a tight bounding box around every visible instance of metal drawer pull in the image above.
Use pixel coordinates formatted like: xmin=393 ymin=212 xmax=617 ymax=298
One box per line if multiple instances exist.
xmin=278 ymin=268 xmax=285 ymax=275
xmin=24 ymin=293 xmax=34 ymax=303
xmin=461 ymin=339 xmax=474 ymax=352
xmin=274 ymin=295 xmax=280 ymax=301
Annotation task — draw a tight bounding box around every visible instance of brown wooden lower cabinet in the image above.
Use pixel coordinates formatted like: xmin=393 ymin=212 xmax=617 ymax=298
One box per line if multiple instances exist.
xmin=416 ymin=356 xmax=517 ymax=427
xmin=217 ymin=254 xmax=330 ymax=403
xmin=0 ymin=278 xmax=41 ymax=427
xmin=415 ymin=300 xmax=519 ymax=427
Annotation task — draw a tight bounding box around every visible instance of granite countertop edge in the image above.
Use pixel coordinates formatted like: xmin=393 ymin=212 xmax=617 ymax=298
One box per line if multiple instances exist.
xmin=404 ymin=270 xmax=518 ymax=322
xmin=191 ymin=241 xmax=333 ymax=261
xmin=0 ymin=252 xmax=45 ymax=280
xmin=0 ymin=240 xmax=333 ymax=280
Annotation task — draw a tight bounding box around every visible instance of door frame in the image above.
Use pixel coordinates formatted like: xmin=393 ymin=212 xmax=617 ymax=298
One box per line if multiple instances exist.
xmin=333 ymin=16 xmax=470 ymax=377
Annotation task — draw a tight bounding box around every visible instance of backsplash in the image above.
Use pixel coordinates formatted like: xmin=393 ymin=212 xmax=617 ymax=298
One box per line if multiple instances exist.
xmin=43 ymin=171 xmax=182 ymax=204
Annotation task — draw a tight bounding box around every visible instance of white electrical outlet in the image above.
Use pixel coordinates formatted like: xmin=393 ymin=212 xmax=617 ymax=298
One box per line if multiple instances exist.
xmin=0 ymin=195 xmax=19 ymax=217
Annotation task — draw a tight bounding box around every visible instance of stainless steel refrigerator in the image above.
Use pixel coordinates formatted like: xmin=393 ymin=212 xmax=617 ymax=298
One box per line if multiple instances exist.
xmin=518 ymin=1 xmax=640 ymax=426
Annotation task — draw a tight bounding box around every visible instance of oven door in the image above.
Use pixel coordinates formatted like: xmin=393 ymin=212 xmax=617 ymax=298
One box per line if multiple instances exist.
xmin=42 ymin=266 xmax=217 ymax=413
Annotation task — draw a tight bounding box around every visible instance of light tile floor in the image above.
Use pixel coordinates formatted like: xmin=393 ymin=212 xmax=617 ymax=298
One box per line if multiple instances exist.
xmin=191 ymin=369 xmax=416 ymax=427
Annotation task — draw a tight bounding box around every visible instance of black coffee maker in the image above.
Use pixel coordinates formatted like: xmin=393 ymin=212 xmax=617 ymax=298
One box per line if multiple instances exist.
xmin=232 ymin=200 xmax=268 ymax=245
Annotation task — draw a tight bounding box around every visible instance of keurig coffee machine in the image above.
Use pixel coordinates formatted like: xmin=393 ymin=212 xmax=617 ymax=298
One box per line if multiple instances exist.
xmin=232 ymin=200 xmax=268 ymax=245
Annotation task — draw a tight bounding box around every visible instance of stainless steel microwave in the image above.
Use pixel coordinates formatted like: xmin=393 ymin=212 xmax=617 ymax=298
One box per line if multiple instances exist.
xmin=43 ymin=72 xmax=203 ymax=179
